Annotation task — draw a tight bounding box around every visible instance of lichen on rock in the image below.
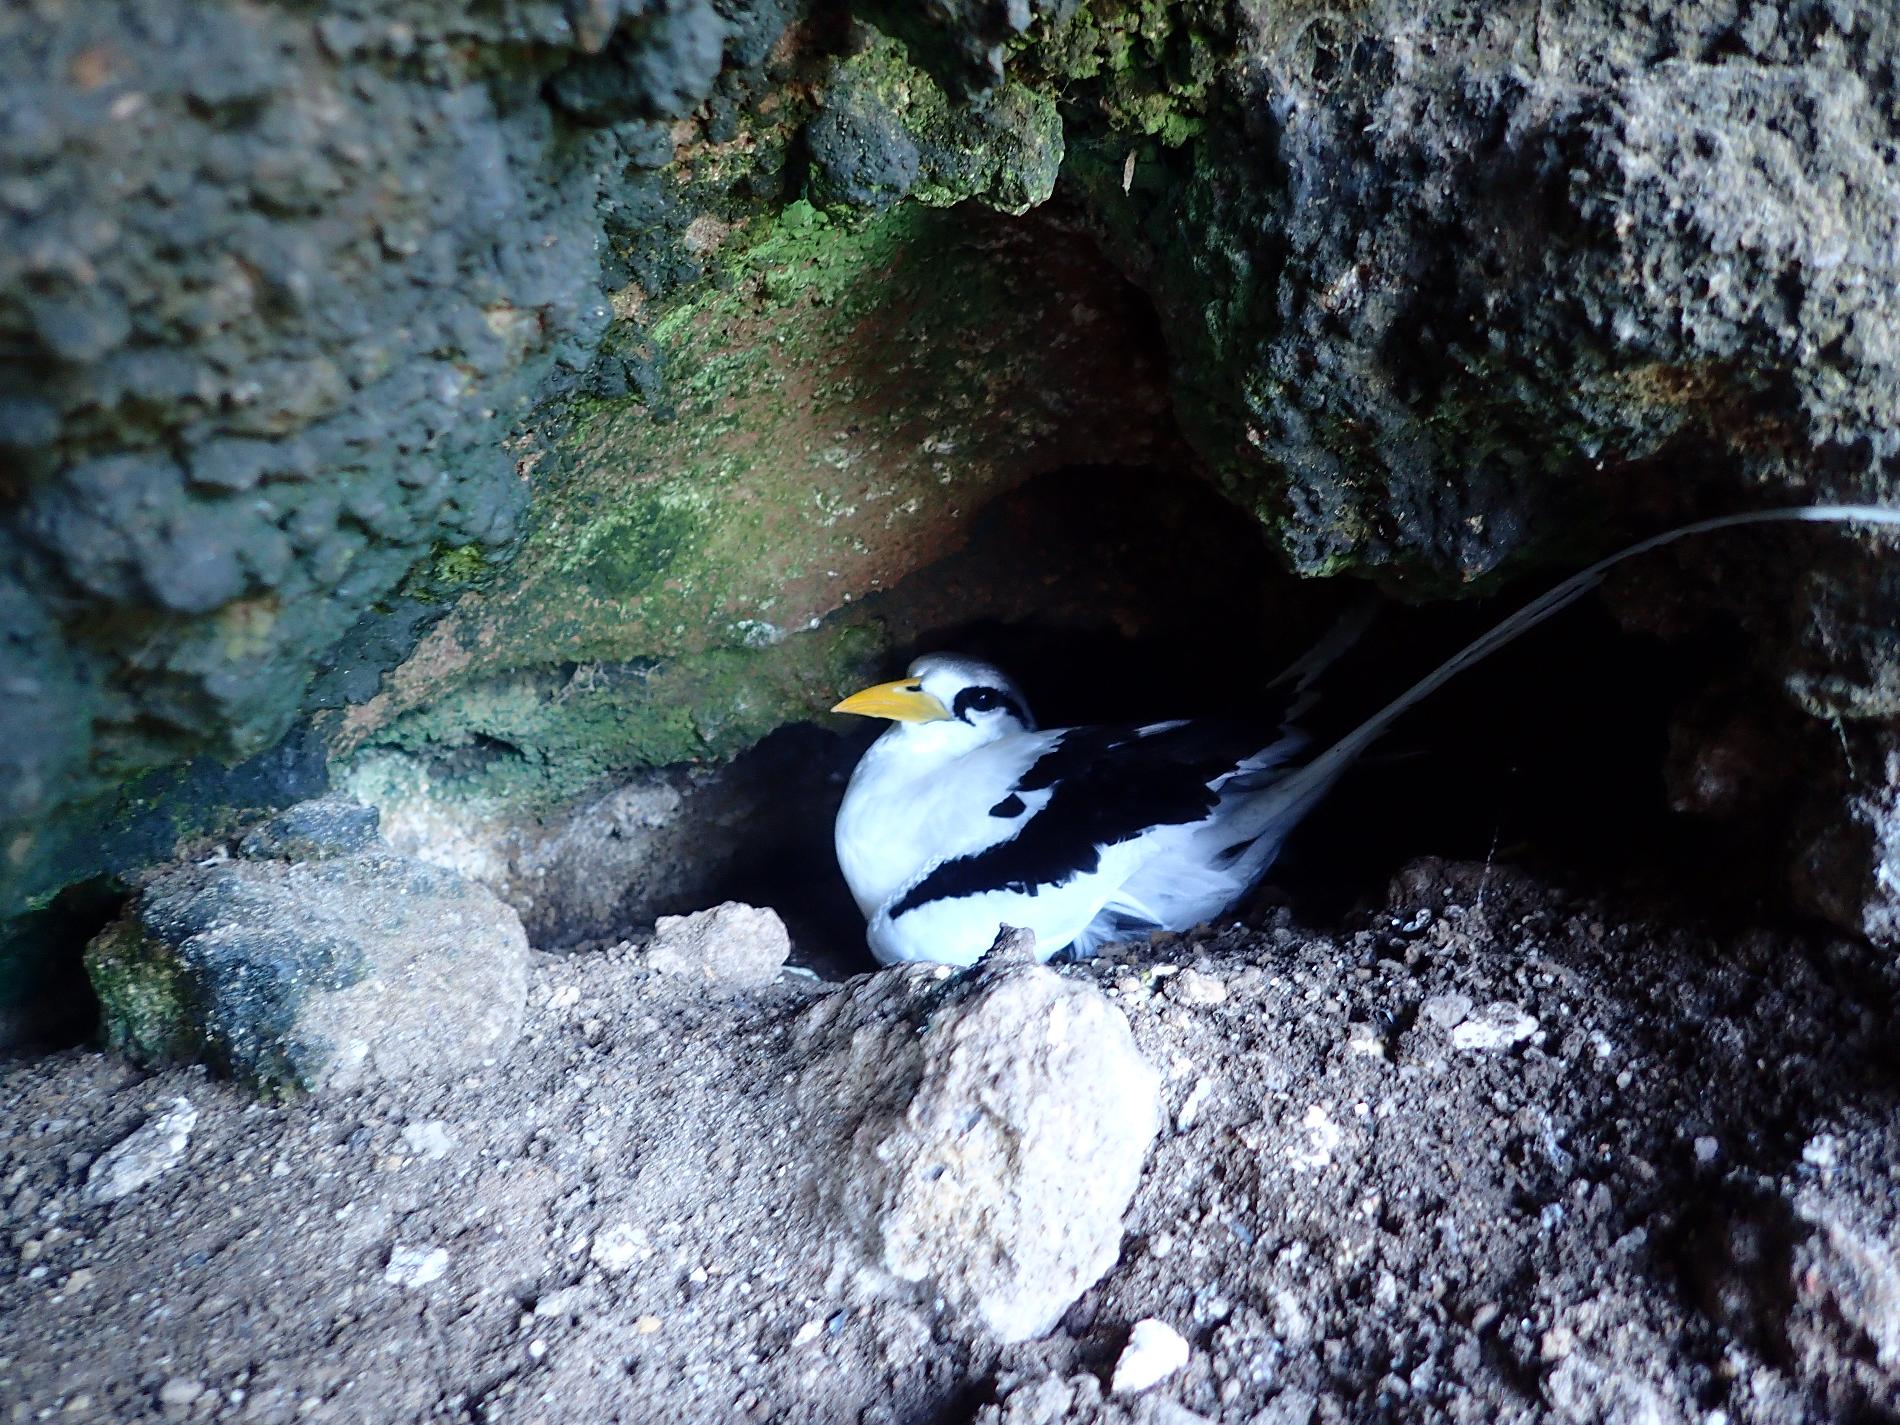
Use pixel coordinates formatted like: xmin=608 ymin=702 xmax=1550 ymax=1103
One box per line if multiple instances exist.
xmin=807 ymin=28 xmax=1063 ymax=215
xmin=9 ymin=0 xmax=1900 ymax=1012
xmin=85 ymin=799 xmax=530 ymax=1093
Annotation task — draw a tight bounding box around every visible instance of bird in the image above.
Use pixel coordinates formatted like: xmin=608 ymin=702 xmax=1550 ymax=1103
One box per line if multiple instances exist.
xmin=830 ymin=648 xmax=1345 ymax=967
xmin=830 ymin=505 xmax=1900 ymax=968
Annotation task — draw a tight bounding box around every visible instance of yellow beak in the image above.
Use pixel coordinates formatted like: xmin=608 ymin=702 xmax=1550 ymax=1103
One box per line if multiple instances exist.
xmin=830 ymin=678 xmax=952 ymax=723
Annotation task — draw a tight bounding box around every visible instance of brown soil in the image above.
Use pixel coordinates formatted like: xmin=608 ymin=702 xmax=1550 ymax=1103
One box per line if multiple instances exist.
xmin=5 ymin=858 xmax=1899 ymax=1424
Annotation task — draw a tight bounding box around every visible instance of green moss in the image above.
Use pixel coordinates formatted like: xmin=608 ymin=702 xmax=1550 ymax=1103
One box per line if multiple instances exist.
xmin=394 ymin=541 xmax=498 ymax=607
xmin=432 ymin=543 xmax=489 ymax=586
xmin=366 ymin=621 xmax=885 ymax=812
xmin=566 ymin=493 xmax=707 ymax=597
xmin=85 ymin=918 xmax=201 ymax=1066
xmin=447 ymin=200 xmax=1037 ymax=680
xmin=1027 ymin=0 xmax=1231 ymax=145
xmin=714 ymin=199 xmax=932 ymax=309
xmin=804 ymin=30 xmax=1062 ymax=217
xmin=346 ymin=183 xmax=1150 ymax=808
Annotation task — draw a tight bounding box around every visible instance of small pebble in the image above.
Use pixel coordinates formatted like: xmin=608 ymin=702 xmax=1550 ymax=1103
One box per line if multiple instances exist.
xmin=400 ymin=1122 xmax=456 ymax=1160
xmin=157 ymin=1379 xmax=203 ymax=1409
xmin=1169 ymin=970 xmax=1227 ymax=1006
xmin=532 ymin=1285 xmax=589 ymax=1320
xmin=1448 ymin=1003 xmax=1537 ymax=1052
xmin=1111 ymin=1318 xmax=1190 ymax=1394
xmin=1174 ymin=1077 xmax=1213 ymax=1133
xmin=591 ymin=1223 xmax=653 ymax=1273
xmin=85 ymin=1098 xmax=198 ymax=1204
xmin=1346 ymin=1022 xmax=1388 ymax=1059
xmin=1420 ymin=992 xmax=1473 ymax=1030
xmin=384 ymin=1244 xmax=449 ymax=1288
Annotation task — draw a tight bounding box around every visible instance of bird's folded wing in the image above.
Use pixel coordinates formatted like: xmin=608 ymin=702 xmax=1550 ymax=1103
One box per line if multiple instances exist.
xmin=887 ymin=717 xmax=1305 ymax=920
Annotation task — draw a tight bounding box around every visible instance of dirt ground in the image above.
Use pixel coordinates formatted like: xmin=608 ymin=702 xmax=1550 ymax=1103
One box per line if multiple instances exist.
xmin=6 ymin=856 xmax=1900 ymax=1425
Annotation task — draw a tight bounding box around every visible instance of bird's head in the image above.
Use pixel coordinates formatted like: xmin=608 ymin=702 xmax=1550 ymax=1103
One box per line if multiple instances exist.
xmin=831 ymin=653 xmax=1035 ymax=749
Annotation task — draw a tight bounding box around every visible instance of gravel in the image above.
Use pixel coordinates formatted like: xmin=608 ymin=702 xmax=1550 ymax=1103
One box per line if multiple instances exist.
xmin=6 ymin=857 xmax=1900 ymax=1422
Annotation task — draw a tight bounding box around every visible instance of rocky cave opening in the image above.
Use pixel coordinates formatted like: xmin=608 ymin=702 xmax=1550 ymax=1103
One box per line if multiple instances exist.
xmin=299 ymin=198 xmax=1814 ymax=988
xmin=7 ymin=200 xmax=1835 ymax=1036
xmin=14 ymin=3 xmax=1900 ymax=1419
xmin=690 ymin=461 xmax=1790 ymax=983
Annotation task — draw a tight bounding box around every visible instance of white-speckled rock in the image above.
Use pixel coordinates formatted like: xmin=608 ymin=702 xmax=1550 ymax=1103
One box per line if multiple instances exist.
xmin=84 ymin=1097 xmax=197 ymax=1204
xmin=644 ymin=901 xmax=790 ymax=990
xmin=796 ymin=932 xmax=1161 ymax=1342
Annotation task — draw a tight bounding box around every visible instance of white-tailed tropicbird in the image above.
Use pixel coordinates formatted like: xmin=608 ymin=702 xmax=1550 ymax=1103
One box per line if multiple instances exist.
xmin=832 ymin=506 xmax=1900 ymax=967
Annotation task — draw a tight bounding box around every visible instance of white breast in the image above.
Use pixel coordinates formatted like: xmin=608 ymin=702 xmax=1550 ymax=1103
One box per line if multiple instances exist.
xmin=833 ymin=727 xmax=1054 ymax=923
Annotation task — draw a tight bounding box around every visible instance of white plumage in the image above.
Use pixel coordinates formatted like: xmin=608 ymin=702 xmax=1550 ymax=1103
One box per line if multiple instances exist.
xmin=832 ymin=653 xmax=1330 ymax=966
xmin=832 ymin=506 xmax=1900 ymax=968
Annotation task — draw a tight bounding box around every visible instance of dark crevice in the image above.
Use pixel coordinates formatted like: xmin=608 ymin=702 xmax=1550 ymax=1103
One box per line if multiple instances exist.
xmin=690 ymin=455 xmax=1806 ymax=976
xmin=0 ymin=877 xmax=121 ymax=1053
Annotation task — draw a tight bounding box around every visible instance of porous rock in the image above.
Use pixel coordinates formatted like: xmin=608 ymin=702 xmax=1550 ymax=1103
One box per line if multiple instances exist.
xmin=85 ymin=800 xmax=529 ymax=1093
xmin=235 ymin=797 xmax=382 ymax=862
xmin=807 ymin=29 xmax=1062 ymax=215
xmin=795 ymin=945 xmax=1161 ymax=1342
xmin=1790 ymin=729 xmax=1900 ymax=947
xmin=644 ymin=901 xmax=790 ymax=989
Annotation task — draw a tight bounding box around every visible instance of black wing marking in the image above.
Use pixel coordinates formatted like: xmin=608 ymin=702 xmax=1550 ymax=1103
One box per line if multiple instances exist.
xmin=890 ymin=715 xmax=1301 ymax=920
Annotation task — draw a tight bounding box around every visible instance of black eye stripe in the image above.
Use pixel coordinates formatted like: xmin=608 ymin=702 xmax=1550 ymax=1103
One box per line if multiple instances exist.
xmin=952 ymin=685 xmax=1024 ymax=724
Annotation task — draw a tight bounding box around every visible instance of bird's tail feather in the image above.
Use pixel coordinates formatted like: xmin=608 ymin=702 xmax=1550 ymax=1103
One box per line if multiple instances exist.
xmin=1222 ymin=504 xmax=1900 ymax=885
xmin=1267 ymin=594 xmax=1382 ymax=699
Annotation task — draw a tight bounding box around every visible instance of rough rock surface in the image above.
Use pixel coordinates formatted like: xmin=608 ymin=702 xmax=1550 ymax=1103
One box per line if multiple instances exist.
xmin=796 ymin=941 xmax=1162 ymax=1342
xmin=7 ymin=860 xmax=1900 ymax=1422
xmin=1 ymin=0 xmax=616 ymax=914
xmin=8 ymin=0 xmax=1900 ymax=1005
xmin=84 ymin=799 xmax=529 ymax=1092
xmin=644 ymin=901 xmax=790 ymax=989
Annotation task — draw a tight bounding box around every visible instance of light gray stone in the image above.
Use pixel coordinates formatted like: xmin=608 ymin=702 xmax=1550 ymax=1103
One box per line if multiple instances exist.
xmin=84 ymin=1097 xmax=197 ymax=1203
xmin=645 ymin=901 xmax=789 ymax=990
xmin=86 ymin=801 xmax=530 ymax=1093
xmin=384 ymin=1244 xmax=449 ymax=1288
xmin=797 ymin=936 xmax=1161 ymax=1342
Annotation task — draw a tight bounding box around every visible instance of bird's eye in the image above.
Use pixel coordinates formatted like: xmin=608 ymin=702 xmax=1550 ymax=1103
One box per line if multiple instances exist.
xmin=952 ymin=686 xmax=1011 ymax=723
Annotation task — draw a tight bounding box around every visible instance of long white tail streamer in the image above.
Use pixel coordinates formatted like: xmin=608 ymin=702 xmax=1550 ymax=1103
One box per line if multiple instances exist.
xmin=1228 ymin=504 xmax=1900 ymax=882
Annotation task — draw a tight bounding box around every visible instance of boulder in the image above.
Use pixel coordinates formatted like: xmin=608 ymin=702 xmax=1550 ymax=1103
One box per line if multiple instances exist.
xmin=796 ymin=936 xmax=1161 ymax=1342
xmin=86 ymin=799 xmax=529 ymax=1093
